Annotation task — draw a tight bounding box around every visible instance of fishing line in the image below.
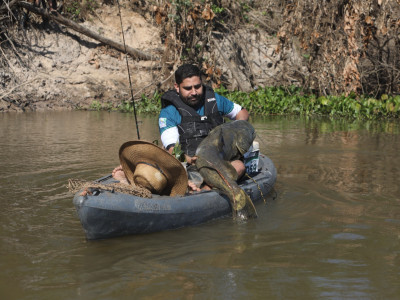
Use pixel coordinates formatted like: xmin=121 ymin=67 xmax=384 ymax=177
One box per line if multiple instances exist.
xmin=116 ymin=0 xmax=140 ymax=140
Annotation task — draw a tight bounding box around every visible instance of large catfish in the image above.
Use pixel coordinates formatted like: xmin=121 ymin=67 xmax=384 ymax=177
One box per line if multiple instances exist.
xmin=195 ymin=120 xmax=258 ymax=220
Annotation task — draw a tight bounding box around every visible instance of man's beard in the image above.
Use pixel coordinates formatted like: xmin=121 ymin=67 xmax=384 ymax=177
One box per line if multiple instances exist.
xmin=179 ymin=91 xmax=203 ymax=107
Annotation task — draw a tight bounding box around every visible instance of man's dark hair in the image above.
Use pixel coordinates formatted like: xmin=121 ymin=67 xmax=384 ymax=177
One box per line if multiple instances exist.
xmin=175 ymin=64 xmax=201 ymax=84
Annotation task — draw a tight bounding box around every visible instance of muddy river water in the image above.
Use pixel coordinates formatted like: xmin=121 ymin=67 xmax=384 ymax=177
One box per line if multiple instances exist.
xmin=1 ymin=111 xmax=399 ymax=299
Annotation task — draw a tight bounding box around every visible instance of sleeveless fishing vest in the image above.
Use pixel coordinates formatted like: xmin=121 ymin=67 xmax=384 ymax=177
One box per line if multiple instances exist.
xmin=161 ymin=85 xmax=224 ymax=156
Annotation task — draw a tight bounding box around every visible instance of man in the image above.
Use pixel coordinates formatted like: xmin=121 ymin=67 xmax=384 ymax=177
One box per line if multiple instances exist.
xmin=159 ymin=64 xmax=249 ymax=191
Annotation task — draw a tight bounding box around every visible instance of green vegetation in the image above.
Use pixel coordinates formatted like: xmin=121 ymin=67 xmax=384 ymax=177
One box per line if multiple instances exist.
xmin=64 ymin=0 xmax=99 ymax=21
xmin=211 ymin=4 xmax=225 ymax=15
xmin=215 ymin=86 xmax=400 ymax=120
xmin=89 ymin=86 xmax=399 ymax=119
xmin=65 ymin=1 xmax=81 ymax=20
xmin=118 ymin=91 xmax=162 ymax=113
xmin=171 ymin=142 xmax=186 ymax=162
xmin=169 ymin=0 xmax=194 ymax=23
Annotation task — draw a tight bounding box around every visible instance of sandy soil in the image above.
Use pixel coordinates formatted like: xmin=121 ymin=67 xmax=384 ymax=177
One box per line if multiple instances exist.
xmin=1 ymin=3 xmax=163 ymax=112
xmin=1 ymin=2 xmax=291 ymax=113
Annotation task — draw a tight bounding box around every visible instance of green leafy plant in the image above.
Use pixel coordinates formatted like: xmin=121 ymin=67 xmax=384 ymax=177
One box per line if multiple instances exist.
xmin=171 ymin=142 xmax=186 ymax=162
xmin=214 ymin=86 xmax=400 ymax=120
xmin=89 ymin=100 xmax=103 ymax=111
xmin=64 ymin=0 xmax=99 ymax=21
xmin=118 ymin=91 xmax=161 ymax=114
xmin=108 ymin=84 xmax=400 ymax=120
xmin=170 ymin=0 xmax=194 ymax=24
xmin=65 ymin=1 xmax=81 ymax=20
xmin=211 ymin=4 xmax=224 ymax=14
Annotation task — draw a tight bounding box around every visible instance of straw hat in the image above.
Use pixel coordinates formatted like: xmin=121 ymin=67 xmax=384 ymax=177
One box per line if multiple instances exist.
xmin=119 ymin=141 xmax=188 ymax=196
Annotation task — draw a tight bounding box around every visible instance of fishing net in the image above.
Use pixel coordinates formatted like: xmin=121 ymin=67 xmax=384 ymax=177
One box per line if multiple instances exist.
xmin=67 ymin=178 xmax=152 ymax=198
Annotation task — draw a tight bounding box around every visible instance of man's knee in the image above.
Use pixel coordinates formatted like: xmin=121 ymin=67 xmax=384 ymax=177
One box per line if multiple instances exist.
xmin=231 ymin=160 xmax=245 ymax=179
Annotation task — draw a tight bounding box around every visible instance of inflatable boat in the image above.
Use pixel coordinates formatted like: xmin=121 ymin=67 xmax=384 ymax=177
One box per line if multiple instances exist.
xmin=73 ymin=154 xmax=277 ymax=240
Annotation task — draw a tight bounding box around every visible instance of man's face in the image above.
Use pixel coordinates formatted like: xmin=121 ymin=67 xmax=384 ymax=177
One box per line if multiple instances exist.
xmin=174 ymin=76 xmax=203 ymax=107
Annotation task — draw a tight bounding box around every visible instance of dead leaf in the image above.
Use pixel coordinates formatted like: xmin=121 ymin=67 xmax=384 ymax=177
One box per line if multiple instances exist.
xmin=155 ymin=11 xmax=163 ymax=25
xmin=277 ymin=30 xmax=286 ymax=41
xmin=312 ymin=31 xmax=320 ymax=39
xmin=189 ymin=12 xmax=198 ymax=22
xmin=201 ymin=5 xmax=215 ymax=21
xmin=212 ymin=82 xmax=220 ymax=89
xmin=186 ymin=14 xmax=194 ymax=27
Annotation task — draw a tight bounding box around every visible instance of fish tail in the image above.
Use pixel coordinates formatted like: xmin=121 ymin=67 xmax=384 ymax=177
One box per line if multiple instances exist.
xmin=231 ymin=188 xmax=258 ymax=219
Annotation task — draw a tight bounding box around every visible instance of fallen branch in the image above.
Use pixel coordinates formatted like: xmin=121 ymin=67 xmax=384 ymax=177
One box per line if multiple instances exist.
xmin=17 ymin=1 xmax=156 ymax=61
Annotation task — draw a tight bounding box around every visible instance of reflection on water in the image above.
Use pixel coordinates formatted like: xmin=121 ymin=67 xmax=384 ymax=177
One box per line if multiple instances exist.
xmin=0 ymin=112 xmax=399 ymax=299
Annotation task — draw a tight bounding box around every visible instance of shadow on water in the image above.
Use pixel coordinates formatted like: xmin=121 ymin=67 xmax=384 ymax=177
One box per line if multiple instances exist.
xmin=1 ymin=112 xmax=399 ymax=299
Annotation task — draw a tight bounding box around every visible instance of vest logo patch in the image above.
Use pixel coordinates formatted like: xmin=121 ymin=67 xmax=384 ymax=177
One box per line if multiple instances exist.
xmin=159 ymin=117 xmax=167 ymax=128
xmin=207 ymin=97 xmax=216 ymax=102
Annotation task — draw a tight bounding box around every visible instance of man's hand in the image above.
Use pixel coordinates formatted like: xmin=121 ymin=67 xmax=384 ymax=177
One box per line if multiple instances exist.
xmin=188 ymin=180 xmax=201 ymax=192
xmin=185 ymin=155 xmax=197 ymax=165
xmin=167 ymin=145 xmax=196 ymax=164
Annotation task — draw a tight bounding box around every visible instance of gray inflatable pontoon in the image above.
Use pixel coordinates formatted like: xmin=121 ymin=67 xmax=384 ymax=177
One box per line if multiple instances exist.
xmin=73 ymin=154 xmax=277 ymax=240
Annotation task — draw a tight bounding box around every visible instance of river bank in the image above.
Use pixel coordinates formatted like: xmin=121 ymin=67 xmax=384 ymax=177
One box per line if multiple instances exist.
xmin=1 ymin=1 xmax=289 ymax=113
xmin=2 ymin=1 xmax=398 ymax=116
xmin=1 ymin=2 xmax=163 ymax=112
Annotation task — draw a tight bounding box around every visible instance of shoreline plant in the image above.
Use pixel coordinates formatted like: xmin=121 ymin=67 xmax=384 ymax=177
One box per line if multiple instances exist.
xmin=89 ymin=86 xmax=400 ymax=120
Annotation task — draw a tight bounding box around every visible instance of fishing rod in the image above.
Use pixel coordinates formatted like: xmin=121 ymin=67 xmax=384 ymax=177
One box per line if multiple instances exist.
xmin=116 ymin=0 xmax=141 ymax=140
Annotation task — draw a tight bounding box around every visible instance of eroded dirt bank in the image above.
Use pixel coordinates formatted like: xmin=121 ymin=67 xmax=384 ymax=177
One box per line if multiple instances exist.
xmin=2 ymin=0 xmax=399 ymax=112
xmin=1 ymin=3 xmax=166 ymax=112
xmin=1 ymin=1 xmax=291 ymax=112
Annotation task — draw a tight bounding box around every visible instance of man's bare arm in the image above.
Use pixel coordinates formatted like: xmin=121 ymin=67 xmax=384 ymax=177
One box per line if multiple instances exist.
xmin=235 ymin=108 xmax=249 ymax=121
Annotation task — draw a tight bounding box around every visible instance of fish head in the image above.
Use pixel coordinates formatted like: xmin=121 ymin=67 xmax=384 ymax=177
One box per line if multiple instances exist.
xmin=232 ymin=121 xmax=256 ymax=155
